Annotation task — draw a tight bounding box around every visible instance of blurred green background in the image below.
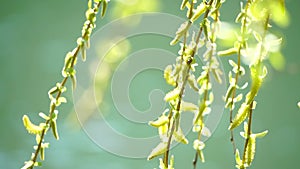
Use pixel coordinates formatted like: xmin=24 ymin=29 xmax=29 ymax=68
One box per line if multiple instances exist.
xmin=1 ymin=0 xmax=299 ymax=168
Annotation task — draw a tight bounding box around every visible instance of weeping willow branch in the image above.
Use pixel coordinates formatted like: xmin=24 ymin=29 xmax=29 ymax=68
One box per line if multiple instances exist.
xmin=21 ymin=1 xmax=109 ymax=168
xmin=227 ymin=0 xmax=251 ymax=155
xmin=148 ymin=0 xmax=224 ymax=168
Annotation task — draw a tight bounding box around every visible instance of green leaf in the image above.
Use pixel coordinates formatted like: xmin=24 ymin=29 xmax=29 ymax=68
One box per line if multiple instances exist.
xmin=54 ymin=97 xmax=67 ymax=107
xmin=218 ymin=47 xmax=237 ymax=56
xmin=147 ymin=142 xmax=168 ymax=160
xmin=245 ymin=135 xmax=256 ymax=165
xmin=78 ymin=41 xmax=87 ymax=62
xmin=71 ymin=74 xmax=77 ymax=90
xmin=164 ymin=65 xmax=176 ymax=86
xmin=198 ymin=150 xmax=205 ymax=163
xmin=41 ymin=142 xmax=50 ymax=148
xmin=56 ymin=82 xmax=66 ymax=93
xmin=170 ymin=21 xmax=191 ymax=45
xmin=101 ymin=0 xmax=108 ymax=17
xmin=48 ymin=86 xmax=59 ymax=99
xmin=181 ymin=101 xmax=198 ymax=112
xmin=224 ymin=85 xmax=235 ymax=103
xmin=188 ymin=74 xmax=199 ymax=91
xmin=174 ymin=127 xmax=189 ymax=144
xmin=201 ymin=18 xmax=210 ymax=39
xmin=86 ymin=9 xmax=96 ymax=22
xmin=254 ymin=130 xmax=268 ymax=138
xmin=229 ymin=103 xmax=250 ymax=130
xmin=36 ymin=134 xmax=41 ymax=144
xmin=51 ymin=110 xmax=59 ymax=140
xmin=191 ymin=2 xmax=207 ymax=22
xmin=22 ymin=115 xmax=43 ymax=135
xmin=158 ymin=124 xmax=168 ymax=138
xmin=180 ymin=0 xmax=189 ymax=10
xmin=253 ymin=31 xmax=262 ymax=42
xmin=164 ymin=88 xmax=180 ymax=102
xmin=212 ymin=68 xmax=223 ymax=84
xmin=235 ymin=11 xmax=245 ymax=23
xmin=235 ymin=149 xmax=242 ymax=168
xmin=64 ymin=52 xmax=74 ymax=69
xmin=39 ymin=112 xmax=49 ymax=120
xmin=21 ymin=160 xmax=34 ymax=169
xmin=34 ymin=161 xmax=42 ymax=167
xmin=40 ymin=147 xmax=45 ymax=161
xmin=149 ymin=114 xmax=169 ymax=128
xmin=194 ymin=102 xmax=205 ymax=124
xmin=247 ymin=65 xmax=267 ymax=103
xmin=88 ymin=0 xmax=92 ymax=9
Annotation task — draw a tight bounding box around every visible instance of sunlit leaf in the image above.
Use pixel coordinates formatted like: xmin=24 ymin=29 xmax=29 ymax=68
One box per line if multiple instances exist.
xmin=201 ymin=126 xmax=211 ymax=137
xmin=38 ymin=112 xmax=49 ymax=120
xmin=174 ymin=127 xmax=188 ymax=144
xmin=170 ymin=21 xmax=191 ymax=45
xmin=247 ymin=65 xmax=267 ymax=103
xmin=48 ymin=86 xmax=59 ymax=99
xmin=181 ymin=101 xmax=198 ymax=112
xmin=212 ymin=68 xmax=223 ymax=84
xmin=180 ymin=0 xmax=189 ymax=10
xmin=235 ymin=149 xmax=242 ymax=168
xmin=80 ymin=46 xmax=87 ymax=62
xmin=22 ymin=115 xmax=43 ymax=135
xmin=201 ymin=18 xmax=210 ymax=39
xmin=40 ymin=147 xmax=45 ymax=161
xmin=149 ymin=114 xmax=169 ymax=127
xmin=36 ymin=134 xmax=41 ymax=144
xmin=198 ymin=149 xmax=205 ymax=163
xmin=101 ymin=0 xmax=108 ymax=17
xmin=21 ymin=160 xmax=34 ymax=169
xmin=147 ymin=142 xmax=168 ymax=160
xmin=254 ymin=130 xmax=268 ymax=138
xmin=229 ymin=103 xmax=250 ymax=130
xmin=188 ymin=74 xmax=199 ymax=91
xmin=51 ymin=111 xmax=59 ymax=140
xmin=164 ymin=88 xmax=180 ymax=102
xmin=218 ymin=47 xmax=237 ymax=56
xmin=164 ymin=65 xmax=176 ymax=86
xmin=253 ymin=31 xmax=262 ymax=42
xmin=54 ymin=97 xmax=67 ymax=107
xmin=224 ymin=85 xmax=235 ymax=103
xmin=191 ymin=2 xmax=207 ymax=22
xmin=245 ymin=135 xmax=256 ymax=165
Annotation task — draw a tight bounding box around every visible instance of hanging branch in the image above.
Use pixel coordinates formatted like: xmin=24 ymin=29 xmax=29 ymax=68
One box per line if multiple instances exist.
xmin=148 ymin=0 xmax=224 ymax=168
xmin=21 ymin=1 xmax=109 ymax=168
xmin=224 ymin=1 xmax=287 ymax=168
xmin=192 ymin=1 xmax=224 ymax=168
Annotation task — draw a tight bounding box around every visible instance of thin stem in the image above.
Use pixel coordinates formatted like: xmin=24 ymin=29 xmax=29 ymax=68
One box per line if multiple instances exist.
xmin=228 ymin=45 xmax=241 ymax=154
xmin=228 ymin=0 xmax=251 ymax=155
xmin=193 ymin=152 xmax=198 ymax=169
xmin=192 ymin=1 xmax=215 ymax=168
xmin=241 ymin=101 xmax=253 ymax=169
xmin=164 ymin=59 xmax=192 ymax=167
xmin=163 ymin=0 xmax=196 ymax=165
xmin=29 ymin=76 xmax=69 ymax=169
